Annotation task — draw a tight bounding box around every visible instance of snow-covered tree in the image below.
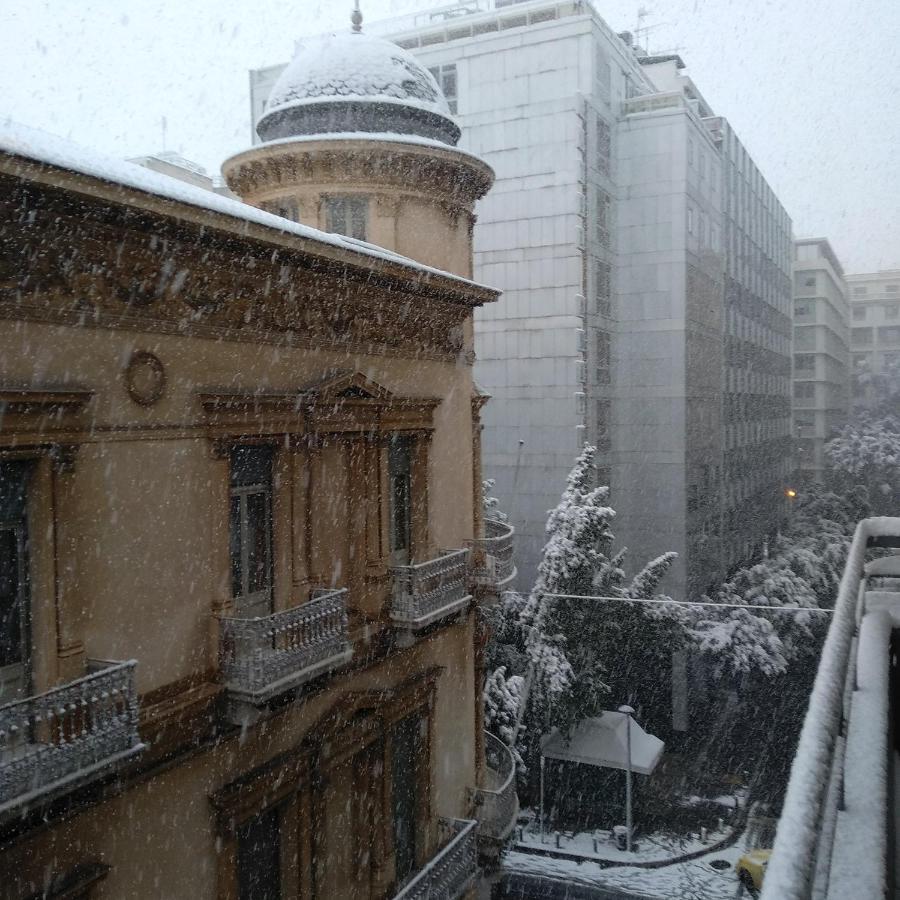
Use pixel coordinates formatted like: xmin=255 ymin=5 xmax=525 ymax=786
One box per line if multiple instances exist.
xmin=482 ymin=477 xmax=508 ymax=523
xmin=826 ymin=414 xmax=900 ymax=513
xmin=519 ymin=446 xmax=681 ymax=753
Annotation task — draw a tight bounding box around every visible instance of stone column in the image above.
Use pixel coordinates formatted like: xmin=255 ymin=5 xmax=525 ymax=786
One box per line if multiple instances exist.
xmin=209 ymin=442 xmax=234 ymax=672
xmin=347 ymin=436 xmax=368 ymax=613
xmin=410 ymin=431 xmax=432 ymax=562
xmin=290 ymin=439 xmax=311 ymax=600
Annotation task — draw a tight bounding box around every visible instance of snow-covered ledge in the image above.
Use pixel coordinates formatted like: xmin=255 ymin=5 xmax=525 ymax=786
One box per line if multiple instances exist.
xmin=762 ymin=517 xmax=900 ymax=900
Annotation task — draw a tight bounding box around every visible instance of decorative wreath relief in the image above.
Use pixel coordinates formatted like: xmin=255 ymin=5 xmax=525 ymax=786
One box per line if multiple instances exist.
xmin=124 ymin=350 xmax=166 ymax=407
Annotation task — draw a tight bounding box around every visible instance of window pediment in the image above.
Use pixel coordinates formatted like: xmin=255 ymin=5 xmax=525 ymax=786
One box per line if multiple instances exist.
xmin=198 ymin=371 xmax=440 ymax=436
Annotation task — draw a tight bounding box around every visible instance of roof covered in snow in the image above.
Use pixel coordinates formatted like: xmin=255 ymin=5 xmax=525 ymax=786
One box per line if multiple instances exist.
xmin=256 ymin=31 xmax=460 ymax=145
xmin=0 ymin=118 xmax=495 ymax=300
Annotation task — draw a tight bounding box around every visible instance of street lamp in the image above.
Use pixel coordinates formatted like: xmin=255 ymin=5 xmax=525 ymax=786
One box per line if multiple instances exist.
xmin=618 ymin=704 xmax=635 ymax=852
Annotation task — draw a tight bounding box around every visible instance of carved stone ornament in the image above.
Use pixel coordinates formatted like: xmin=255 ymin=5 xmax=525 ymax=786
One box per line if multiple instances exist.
xmin=124 ymin=351 xmax=166 ymax=407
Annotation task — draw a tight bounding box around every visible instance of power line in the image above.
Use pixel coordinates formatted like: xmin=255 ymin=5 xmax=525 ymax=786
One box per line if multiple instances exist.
xmin=540 ymin=592 xmax=835 ymax=614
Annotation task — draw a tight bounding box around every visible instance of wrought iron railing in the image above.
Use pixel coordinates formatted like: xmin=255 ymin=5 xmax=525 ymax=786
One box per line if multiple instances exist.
xmin=390 ymin=550 xmax=470 ymax=628
xmin=393 ymin=818 xmax=478 ymax=900
xmin=0 ymin=660 xmax=143 ymax=817
xmin=474 ymin=731 xmax=519 ymax=844
xmin=468 ymin=518 xmax=516 ymax=588
xmin=220 ymin=588 xmax=352 ymax=703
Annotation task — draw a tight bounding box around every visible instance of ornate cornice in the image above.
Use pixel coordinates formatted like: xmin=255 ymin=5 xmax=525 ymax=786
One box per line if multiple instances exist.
xmin=223 ymin=139 xmax=493 ymax=211
xmin=0 ymin=169 xmax=496 ymax=362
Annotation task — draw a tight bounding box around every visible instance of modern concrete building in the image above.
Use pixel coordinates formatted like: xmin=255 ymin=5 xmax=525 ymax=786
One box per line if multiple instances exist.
xmin=248 ymin=0 xmax=793 ymax=599
xmin=791 ymin=238 xmax=850 ymax=482
xmin=129 ymin=150 xmax=237 ymax=198
xmin=846 ymin=268 xmax=900 ymax=412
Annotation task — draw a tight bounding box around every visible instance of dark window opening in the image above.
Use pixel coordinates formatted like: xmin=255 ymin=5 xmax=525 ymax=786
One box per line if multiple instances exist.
xmin=230 ymin=446 xmax=274 ymax=616
xmin=237 ymin=806 xmax=281 ymax=900
xmin=392 ymin=714 xmax=420 ymax=884
xmin=389 ymin=436 xmax=412 ymax=561
xmin=325 ymin=196 xmax=368 ymax=241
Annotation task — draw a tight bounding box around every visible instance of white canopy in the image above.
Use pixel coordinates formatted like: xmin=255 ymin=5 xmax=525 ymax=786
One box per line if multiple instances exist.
xmin=541 ymin=712 xmax=664 ymax=776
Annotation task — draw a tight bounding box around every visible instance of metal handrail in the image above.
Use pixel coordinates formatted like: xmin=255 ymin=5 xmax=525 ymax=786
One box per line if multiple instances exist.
xmin=220 ymin=588 xmax=351 ymax=700
xmin=475 ymin=732 xmax=519 ymax=842
xmin=762 ymin=517 xmax=900 ymax=900
xmin=0 ymin=660 xmax=143 ymax=813
xmin=392 ymin=818 xmax=478 ymax=900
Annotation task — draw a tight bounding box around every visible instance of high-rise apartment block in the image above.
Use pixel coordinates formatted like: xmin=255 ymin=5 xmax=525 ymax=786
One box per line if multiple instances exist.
xmin=846 ymin=269 xmax=900 ymax=412
xmin=791 ymin=238 xmax=850 ymax=482
xmin=249 ymin=0 xmax=793 ymax=598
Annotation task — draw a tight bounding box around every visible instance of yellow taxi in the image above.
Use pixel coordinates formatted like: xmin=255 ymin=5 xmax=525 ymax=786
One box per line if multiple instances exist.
xmin=735 ymin=849 xmax=771 ymax=895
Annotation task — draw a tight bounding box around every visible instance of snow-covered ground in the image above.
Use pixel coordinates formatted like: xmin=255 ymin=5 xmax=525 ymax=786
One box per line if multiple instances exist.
xmin=517 ymin=825 xmax=733 ymax=865
xmin=506 ymin=837 xmax=750 ymax=899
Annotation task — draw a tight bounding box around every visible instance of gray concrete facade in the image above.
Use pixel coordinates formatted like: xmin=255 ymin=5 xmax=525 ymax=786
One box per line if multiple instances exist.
xmin=792 ymin=239 xmax=850 ymax=482
xmin=247 ymin=0 xmax=793 ymax=598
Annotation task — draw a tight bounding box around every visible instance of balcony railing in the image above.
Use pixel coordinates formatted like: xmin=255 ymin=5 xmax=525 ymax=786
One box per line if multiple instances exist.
xmin=220 ymin=588 xmax=353 ymax=705
xmin=474 ymin=731 xmax=519 ymax=846
xmin=0 ymin=660 xmax=143 ymax=820
xmin=390 ymin=550 xmax=471 ymax=631
xmin=468 ymin=518 xmax=516 ymax=590
xmin=393 ymin=818 xmax=478 ymax=900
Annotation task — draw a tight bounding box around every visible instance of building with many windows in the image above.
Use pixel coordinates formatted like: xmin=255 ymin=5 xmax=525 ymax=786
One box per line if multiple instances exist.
xmin=0 ymin=23 xmax=518 ymax=896
xmin=248 ymin=0 xmax=794 ymax=603
xmin=791 ymin=238 xmax=850 ymax=482
xmin=846 ymin=268 xmax=900 ymax=412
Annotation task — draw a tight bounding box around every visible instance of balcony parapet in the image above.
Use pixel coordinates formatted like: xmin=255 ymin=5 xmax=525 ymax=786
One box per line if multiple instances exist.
xmin=220 ymin=588 xmax=353 ymax=707
xmin=390 ymin=549 xmax=471 ymax=632
xmin=467 ymin=518 xmax=517 ymax=593
xmin=473 ymin=731 xmax=519 ymax=850
xmin=0 ymin=659 xmax=143 ymax=822
xmin=393 ymin=817 xmax=478 ymax=900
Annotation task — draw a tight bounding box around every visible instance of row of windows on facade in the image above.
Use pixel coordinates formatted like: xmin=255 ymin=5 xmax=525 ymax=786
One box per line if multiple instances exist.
xmin=852 ymin=303 xmax=900 ymax=320
xmin=853 ymin=283 xmax=900 ymax=296
xmin=230 ymin=441 xmax=415 ymax=614
xmin=0 ymin=441 xmax=417 ymax=691
xmin=235 ymin=710 xmax=424 ymax=899
xmin=727 ymin=309 xmax=791 ymax=359
xmin=851 ymin=325 xmax=900 ymax=346
xmin=726 ymin=418 xmax=791 ymax=452
xmin=260 ymin=196 xmax=369 ymax=241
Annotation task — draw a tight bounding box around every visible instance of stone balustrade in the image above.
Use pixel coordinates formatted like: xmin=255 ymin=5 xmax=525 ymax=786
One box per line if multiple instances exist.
xmin=392 ymin=818 xmax=478 ymax=900
xmin=474 ymin=731 xmax=519 ymax=848
xmin=0 ymin=659 xmax=143 ymax=820
xmin=468 ymin=517 xmax=516 ymax=590
xmin=390 ymin=549 xmax=471 ymax=631
xmin=220 ymin=588 xmax=353 ymax=706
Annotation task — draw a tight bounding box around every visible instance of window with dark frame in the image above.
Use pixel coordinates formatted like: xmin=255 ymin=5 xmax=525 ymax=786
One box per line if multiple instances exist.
xmin=391 ymin=714 xmax=421 ymax=884
xmin=237 ymin=806 xmax=282 ymax=900
xmin=324 ymin=196 xmax=368 ymax=241
xmin=388 ymin=436 xmax=413 ymax=562
xmin=230 ymin=446 xmax=274 ymax=617
xmin=428 ymin=64 xmax=458 ymax=114
xmin=0 ymin=461 xmax=31 ymax=704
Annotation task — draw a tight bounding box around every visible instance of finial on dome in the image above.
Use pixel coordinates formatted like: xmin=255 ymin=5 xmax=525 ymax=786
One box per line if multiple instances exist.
xmin=351 ymin=1 xmax=363 ymax=32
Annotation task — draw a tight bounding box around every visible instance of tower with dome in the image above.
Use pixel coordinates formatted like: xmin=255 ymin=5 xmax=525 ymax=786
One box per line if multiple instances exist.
xmin=223 ymin=7 xmax=493 ymax=279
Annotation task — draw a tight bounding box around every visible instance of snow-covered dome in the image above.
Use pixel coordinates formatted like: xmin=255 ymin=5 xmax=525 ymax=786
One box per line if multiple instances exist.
xmin=256 ymin=30 xmax=461 ymax=146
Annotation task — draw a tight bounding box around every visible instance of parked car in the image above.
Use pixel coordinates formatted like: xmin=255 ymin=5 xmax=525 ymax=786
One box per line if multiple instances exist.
xmin=736 ymin=849 xmax=771 ymax=896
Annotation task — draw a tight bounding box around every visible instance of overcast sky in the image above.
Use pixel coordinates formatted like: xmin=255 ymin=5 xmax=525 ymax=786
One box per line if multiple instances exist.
xmin=1 ymin=0 xmax=897 ymax=272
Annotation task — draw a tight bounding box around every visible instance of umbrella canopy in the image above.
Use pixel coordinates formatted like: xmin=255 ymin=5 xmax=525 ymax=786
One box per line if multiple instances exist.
xmin=541 ymin=712 xmax=664 ymax=776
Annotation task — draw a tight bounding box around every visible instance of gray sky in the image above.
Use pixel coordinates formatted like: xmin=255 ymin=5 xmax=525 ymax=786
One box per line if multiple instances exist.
xmin=1 ymin=0 xmax=898 ymax=272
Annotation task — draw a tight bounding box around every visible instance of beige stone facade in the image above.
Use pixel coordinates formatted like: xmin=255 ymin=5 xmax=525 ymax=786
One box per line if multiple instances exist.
xmin=0 ymin=110 xmax=514 ymax=897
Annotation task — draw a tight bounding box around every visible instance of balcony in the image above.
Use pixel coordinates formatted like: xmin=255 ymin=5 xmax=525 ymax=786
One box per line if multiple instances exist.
xmin=219 ymin=588 xmax=353 ymax=709
xmin=393 ymin=818 xmax=478 ymax=900
xmin=474 ymin=732 xmax=519 ymax=852
xmin=390 ymin=549 xmax=472 ymax=633
xmin=0 ymin=660 xmax=143 ymax=822
xmin=468 ymin=518 xmax=517 ymax=595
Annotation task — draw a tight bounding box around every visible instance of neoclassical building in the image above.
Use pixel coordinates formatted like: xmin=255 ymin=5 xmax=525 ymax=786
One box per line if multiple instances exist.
xmin=0 ymin=18 xmax=516 ymax=900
